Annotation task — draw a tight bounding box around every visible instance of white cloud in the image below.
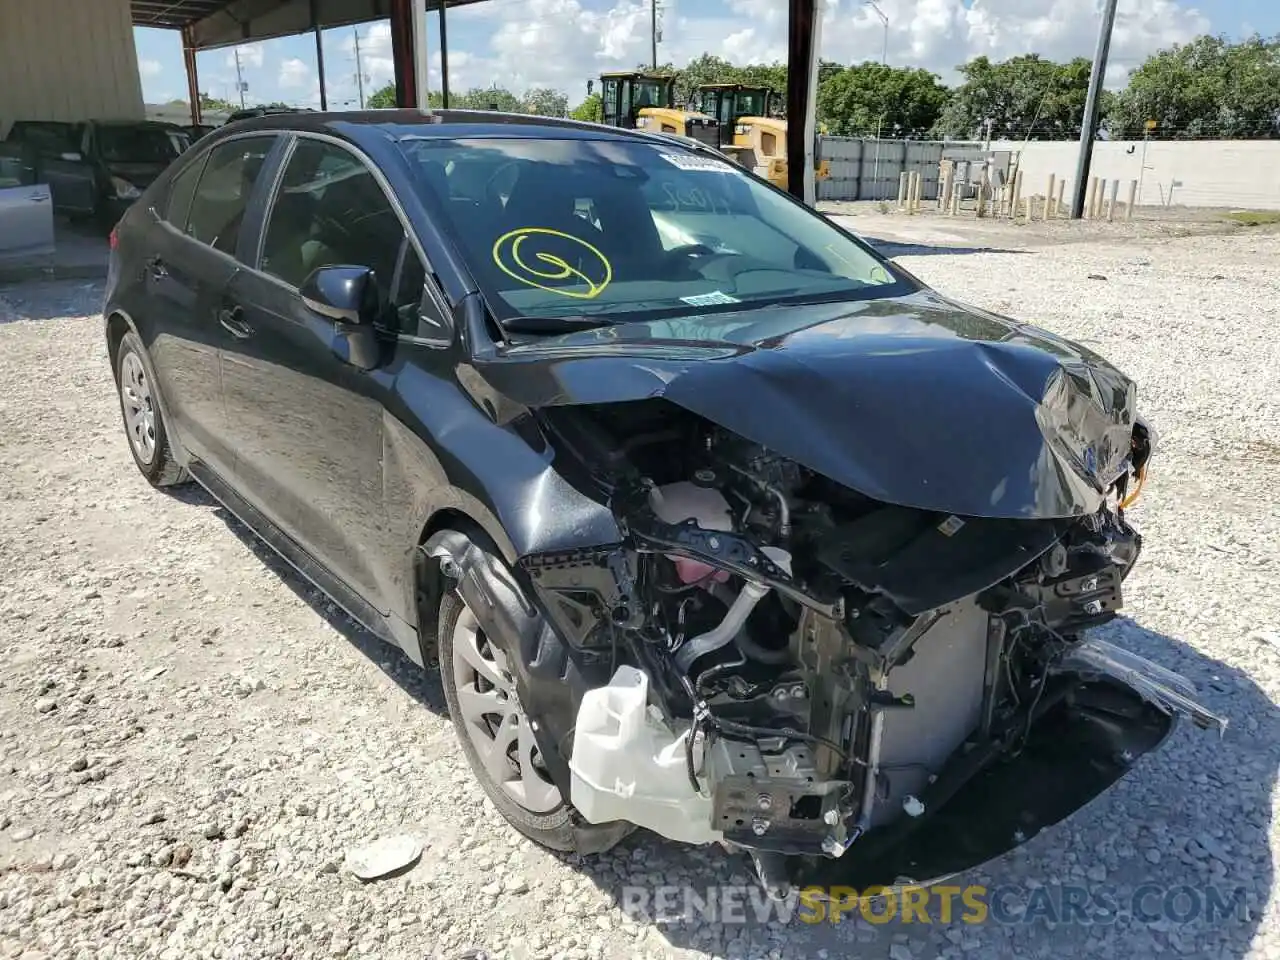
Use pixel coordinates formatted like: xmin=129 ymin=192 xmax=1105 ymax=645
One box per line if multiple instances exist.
xmin=436 ymin=0 xmax=1210 ymax=101
xmin=224 ymin=42 xmax=265 ymax=71
xmin=238 ymin=0 xmax=1209 ymax=109
xmin=139 ymin=58 xmax=163 ymax=78
xmin=279 ymin=57 xmax=313 ymax=89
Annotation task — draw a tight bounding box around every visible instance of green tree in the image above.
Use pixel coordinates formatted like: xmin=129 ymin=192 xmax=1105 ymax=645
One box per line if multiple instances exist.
xmin=570 ymin=93 xmax=603 ymax=123
xmin=455 ymin=86 xmax=522 ymax=112
xmin=522 ymin=87 xmax=569 ymax=117
xmin=1109 ymin=35 xmax=1280 ymax=140
xmin=934 ymin=54 xmax=1093 ymax=140
xmin=199 ymin=93 xmax=238 ymax=112
xmin=366 ymin=83 xmax=397 ymax=109
xmin=673 ymin=54 xmax=738 ymax=103
xmin=817 ymin=62 xmax=950 ymax=137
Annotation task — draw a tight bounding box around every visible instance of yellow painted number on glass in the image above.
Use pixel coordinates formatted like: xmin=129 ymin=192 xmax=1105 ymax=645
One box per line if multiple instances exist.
xmin=492 ymin=227 xmax=613 ymax=300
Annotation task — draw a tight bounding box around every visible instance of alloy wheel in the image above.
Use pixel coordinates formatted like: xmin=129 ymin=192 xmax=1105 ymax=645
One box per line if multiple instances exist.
xmin=450 ymin=601 xmax=561 ymax=813
xmin=119 ymin=351 xmax=157 ymax=465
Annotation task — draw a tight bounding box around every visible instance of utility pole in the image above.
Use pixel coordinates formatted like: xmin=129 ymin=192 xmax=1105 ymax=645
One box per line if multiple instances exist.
xmin=865 ymin=1 xmax=889 ymax=195
xmin=233 ymin=47 xmax=246 ymax=108
xmin=1070 ymin=0 xmax=1119 ymax=219
xmin=353 ymin=26 xmax=366 ymax=109
xmin=651 ymin=0 xmax=660 ymax=70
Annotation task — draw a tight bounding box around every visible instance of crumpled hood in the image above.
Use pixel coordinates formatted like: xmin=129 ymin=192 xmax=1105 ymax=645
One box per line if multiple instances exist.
xmin=474 ymin=292 xmax=1138 ymax=520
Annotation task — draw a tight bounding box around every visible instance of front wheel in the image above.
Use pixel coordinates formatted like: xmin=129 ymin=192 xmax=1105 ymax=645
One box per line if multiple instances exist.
xmin=438 ymin=581 xmax=631 ymax=854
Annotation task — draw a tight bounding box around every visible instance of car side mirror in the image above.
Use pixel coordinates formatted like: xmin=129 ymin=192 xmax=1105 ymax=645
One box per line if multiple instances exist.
xmin=300 ymin=265 xmax=379 ymax=325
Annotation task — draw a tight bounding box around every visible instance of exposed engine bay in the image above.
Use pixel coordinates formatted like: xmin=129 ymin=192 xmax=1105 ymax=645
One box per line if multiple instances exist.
xmin=431 ymin=397 xmax=1226 ymax=895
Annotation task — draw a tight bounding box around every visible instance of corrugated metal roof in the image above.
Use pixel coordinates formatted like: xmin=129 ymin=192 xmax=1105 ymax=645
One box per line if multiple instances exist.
xmin=130 ymin=0 xmax=226 ymax=30
xmin=129 ymin=0 xmax=488 ymax=46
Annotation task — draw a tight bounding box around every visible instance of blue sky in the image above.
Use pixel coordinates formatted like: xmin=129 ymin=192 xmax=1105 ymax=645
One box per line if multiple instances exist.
xmin=133 ymin=0 xmax=1273 ymax=111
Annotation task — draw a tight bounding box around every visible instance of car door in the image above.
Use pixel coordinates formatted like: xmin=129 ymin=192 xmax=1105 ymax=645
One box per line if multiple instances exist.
xmin=218 ymin=133 xmax=420 ymax=611
xmin=15 ymin=123 xmax=96 ymax=215
xmin=0 ymin=149 xmax=53 ymax=259
xmin=136 ymin=133 xmax=280 ymax=480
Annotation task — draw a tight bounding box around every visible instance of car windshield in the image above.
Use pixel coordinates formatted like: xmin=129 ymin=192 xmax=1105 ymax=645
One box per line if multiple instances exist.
xmin=98 ymin=126 xmax=181 ymax=164
xmin=397 ymin=136 xmax=909 ymax=327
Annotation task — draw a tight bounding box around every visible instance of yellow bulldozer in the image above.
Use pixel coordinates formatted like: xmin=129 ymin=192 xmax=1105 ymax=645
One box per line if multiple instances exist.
xmin=597 ymin=71 xmax=721 ymax=148
xmin=596 ymin=73 xmax=829 ymax=192
xmin=690 ymin=83 xmax=830 ymax=191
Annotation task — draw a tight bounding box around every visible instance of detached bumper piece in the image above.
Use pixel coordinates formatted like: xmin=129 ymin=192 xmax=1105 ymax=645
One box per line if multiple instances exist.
xmin=1059 ymin=637 xmax=1229 ymax=735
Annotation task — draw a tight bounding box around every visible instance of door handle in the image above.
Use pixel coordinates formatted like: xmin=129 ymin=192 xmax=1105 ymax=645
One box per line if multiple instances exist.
xmin=29 ymin=194 xmax=49 ymax=203
xmin=218 ymin=306 xmax=252 ymax=339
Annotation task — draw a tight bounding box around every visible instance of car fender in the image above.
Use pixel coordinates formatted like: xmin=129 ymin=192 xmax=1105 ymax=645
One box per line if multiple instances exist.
xmin=103 ymin=306 xmax=191 ymax=466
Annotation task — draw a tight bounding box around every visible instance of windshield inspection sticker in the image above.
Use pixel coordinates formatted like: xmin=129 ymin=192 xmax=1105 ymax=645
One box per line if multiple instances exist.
xmin=660 ymin=153 xmax=732 ymax=173
xmin=680 ymin=290 xmax=740 ymax=307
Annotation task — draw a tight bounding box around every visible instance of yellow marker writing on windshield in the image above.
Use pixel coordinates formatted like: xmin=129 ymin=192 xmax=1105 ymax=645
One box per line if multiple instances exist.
xmin=492 ymin=227 xmax=613 ymax=299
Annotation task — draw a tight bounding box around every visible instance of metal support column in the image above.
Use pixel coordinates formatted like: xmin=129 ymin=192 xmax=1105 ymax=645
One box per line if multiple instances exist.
xmin=390 ymin=0 xmax=418 ymax=108
xmin=410 ymin=0 xmax=431 ymax=112
xmin=311 ymin=0 xmax=328 ymax=110
xmin=439 ymin=1 xmax=450 ymax=108
xmin=785 ymin=0 xmax=821 ymax=205
xmin=182 ymin=26 xmax=202 ymax=126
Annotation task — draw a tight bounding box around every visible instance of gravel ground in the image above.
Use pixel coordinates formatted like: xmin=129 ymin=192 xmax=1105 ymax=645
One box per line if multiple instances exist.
xmin=1 ymin=228 xmax=1278 ymax=960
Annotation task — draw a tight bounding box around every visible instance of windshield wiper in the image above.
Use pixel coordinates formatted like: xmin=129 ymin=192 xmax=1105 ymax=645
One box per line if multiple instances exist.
xmin=500 ymin=314 xmax=616 ymax=334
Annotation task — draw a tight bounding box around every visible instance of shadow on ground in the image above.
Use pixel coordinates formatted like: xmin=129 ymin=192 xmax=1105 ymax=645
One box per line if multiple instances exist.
xmin=0 ymin=278 xmax=105 ymax=324
xmin=863 ymin=237 xmax=1030 ymax=259
xmin=185 ymin=484 xmax=1274 ymax=959
xmin=181 ymin=484 xmax=448 ymax=715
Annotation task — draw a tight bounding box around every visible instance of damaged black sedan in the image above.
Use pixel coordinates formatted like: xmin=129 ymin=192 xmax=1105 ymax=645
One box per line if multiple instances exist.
xmin=103 ymin=110 xmax=1226 ymax=897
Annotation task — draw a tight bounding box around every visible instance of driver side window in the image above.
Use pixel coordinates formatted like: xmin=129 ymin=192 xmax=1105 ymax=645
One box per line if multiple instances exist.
xmin=259 ymin=138 xmax=403 ymax=314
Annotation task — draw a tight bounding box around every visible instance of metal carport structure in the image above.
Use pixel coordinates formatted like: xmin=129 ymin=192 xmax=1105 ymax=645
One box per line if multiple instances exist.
xmin=128 ymin=1 xmax=487 ymax=122
xmin=127 ymin=0 xmax=826 ymax=204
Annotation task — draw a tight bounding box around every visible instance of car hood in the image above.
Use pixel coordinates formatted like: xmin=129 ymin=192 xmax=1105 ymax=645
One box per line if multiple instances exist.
xmin=472 ymin=292 xmax=1139 ymax=520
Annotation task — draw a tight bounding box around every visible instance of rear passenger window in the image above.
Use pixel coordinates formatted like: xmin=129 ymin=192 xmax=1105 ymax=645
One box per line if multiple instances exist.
xmin=185 ymin=136 xmax=275 ymax=256
xmin=164 ymin=158 xmax=204 ymax=231
xmin=259 ymin=138 xmax=403 ymax=308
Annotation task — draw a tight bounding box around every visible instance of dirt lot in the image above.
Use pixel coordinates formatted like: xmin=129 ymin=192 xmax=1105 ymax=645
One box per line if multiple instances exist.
xmin=1 ymin=221 xmax=1279 ymax=960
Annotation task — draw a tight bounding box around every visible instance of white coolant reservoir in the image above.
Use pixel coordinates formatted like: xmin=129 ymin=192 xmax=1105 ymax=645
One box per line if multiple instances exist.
xmin=649 ymin=482 xmax=734 ymax=584
xmin=569 ymin=666 xmax=724 ymax=845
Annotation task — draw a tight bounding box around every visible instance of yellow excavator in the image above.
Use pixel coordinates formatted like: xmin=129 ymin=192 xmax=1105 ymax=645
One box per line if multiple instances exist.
xmin=691 ymin=83 xmax=830 ymax=190
xmin=597 ymin=71 xmax=721 ymax=147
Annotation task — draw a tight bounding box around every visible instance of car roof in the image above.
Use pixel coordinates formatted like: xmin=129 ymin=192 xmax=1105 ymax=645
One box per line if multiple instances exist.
xmin=96 ymin=120 xmax=183 ymax=128
xmin=217 ymin=108 xmax=698 ymax=150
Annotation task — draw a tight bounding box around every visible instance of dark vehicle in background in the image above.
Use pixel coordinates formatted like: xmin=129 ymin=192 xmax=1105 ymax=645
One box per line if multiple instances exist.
xmin=224 ymin=105 xmax=313 ymax=125
xmin=1 ymin=119 xmax=190 ymax=228
xmin=102 ymin=110 xmax=1224 ymax=898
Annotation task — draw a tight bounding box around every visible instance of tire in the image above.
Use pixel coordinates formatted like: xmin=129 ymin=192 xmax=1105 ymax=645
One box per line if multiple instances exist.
xmin=438 ymin=575 xmax=632 ymax=855
xmin=113 ymin=331 xmax=188 ymax=488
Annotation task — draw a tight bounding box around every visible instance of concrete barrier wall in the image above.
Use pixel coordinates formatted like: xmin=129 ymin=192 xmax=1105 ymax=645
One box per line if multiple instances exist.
xmin=989 ymin=140 xmax=1280 ymax=211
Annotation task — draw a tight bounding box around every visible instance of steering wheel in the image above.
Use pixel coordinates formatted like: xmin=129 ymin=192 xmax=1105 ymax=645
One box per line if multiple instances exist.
xmin=663 ymin=243 xmax=718 ymax=262
xmin=483 ymin=160 xmax=521 ymax=209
